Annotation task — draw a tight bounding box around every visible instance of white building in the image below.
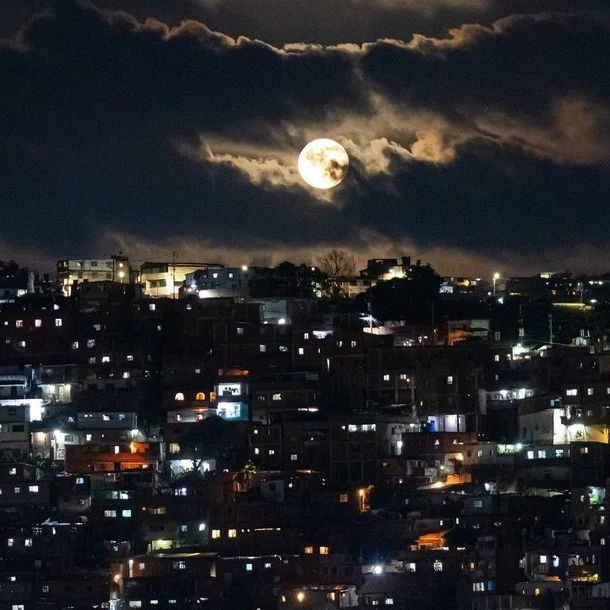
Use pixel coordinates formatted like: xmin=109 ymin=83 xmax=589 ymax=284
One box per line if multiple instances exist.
xmin=183 ymin=267 xmax=249 ymax=299
xmin=57 ymin=255 xmax=130 ymax=296
xmin=139 ymin=262 xmax=222 ymax=299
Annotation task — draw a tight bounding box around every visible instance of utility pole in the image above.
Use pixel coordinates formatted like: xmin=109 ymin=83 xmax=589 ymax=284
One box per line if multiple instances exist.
xmin=518 ymin=303 xmax=524 ymax=340
xmin=172 ymin=250 xmax=177 ymax=299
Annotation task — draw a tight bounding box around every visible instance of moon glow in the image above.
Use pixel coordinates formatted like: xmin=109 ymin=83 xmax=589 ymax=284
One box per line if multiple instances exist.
xmin=298 ymin=138 xmax=349 ymax=189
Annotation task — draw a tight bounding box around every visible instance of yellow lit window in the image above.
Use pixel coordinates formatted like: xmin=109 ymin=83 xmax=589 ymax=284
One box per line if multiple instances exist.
xmin=228 ymin=529 xmax=237 ymax=538
xmin=196 ymin=392 xmax=205 ymax=401
xmin=304 ymin=546 xmax=314 ymax=554
xmin=339 ymin=493 xmax=349 ymax=503
xmin=211 ymin=529 xmax=221 ymax=539
xmin=319 ymin=546 xmax=329 ymax=555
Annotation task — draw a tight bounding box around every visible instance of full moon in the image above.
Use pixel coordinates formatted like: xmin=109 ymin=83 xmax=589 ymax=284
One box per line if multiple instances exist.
xmin=298 ymin=138 xmax=349 ymax=189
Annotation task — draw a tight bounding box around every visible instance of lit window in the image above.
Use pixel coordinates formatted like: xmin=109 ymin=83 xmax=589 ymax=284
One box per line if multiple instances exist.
xmin=254 ymin=447 xmax=260 ymax=455
xmin=385 ymin=598 xmax=394 ymax=605
xmin=196 ymin=392 xmax=205 ymax=401
xmin=291 ymin=454 xmax=298 ymax=461
xmin=55 ymin=318 xmax=62 ymax=327
xmin=122 ymin=510 xmax=132 ymax=518
xmin=173 ymin=561 xmax=186 ymax=570
xmin=34 ymin=319 xmax=42 ymax=328
xmin=494 ymin=354 xmax=500 ymax=362
xmin=566 ymin=388 xmax=578 ymax=396
xmin=28 ymin=485 xmax=39 ymax=493
xmin=237 ymin=327 xmax=244 ymax=335
xmin=540 ymin=555 xmax=547 ymax=564
xmin=259 ymin=344 xmax=266 ymax=353
xmin=587 ymin=388 xmax=593 ymax=396
xmin=447 ymin=376 xmax=454 ymax=384
xmin=245 ymin=563 xmax=253 ymax=572
xmin=174 ymin=393 xmax=184 ymax=401
xmin=104 ymin=510 xmax=117 ymax=518
xmin=339 ymin=493 xmax=349 ymax=503
xmin=433 ymin=560 xmax=443 ymax=572
xmin=304 ymin=546 xmax=314 ymax=554
xmin=149 ymin=304 xmax=156 ymax=311
xmin=101 ymin=356 xmax=110 ymax=363
xmin=15 ymin=320 xmax=23 ymax=328
xmin=527 ymin=451 xmax=534 ymax=459
xmin=298 ymin=347 xmax=305 ymax=355
xmin=581 ymin=446 xmax=589 ymax=455
xmin=269 ymin=449 xmax=275 ymax=456
xmin=405 ymin=562 xmax=416 ymax=572
xmin=319 ymin=546 xmax=329 ymax=555
xmin=114 ymin=445 xmax=120 ymax=454
xmin=212 ymin=529 xmax=221 ymax=539
xmin=272 ymin=393 xmax=282 ymax=401
xmin=383 ymin=374 xmax=390 ymax=381
xmin=169 ymin=443 xmax=180 ymax=454
xmin=537 ymin=450 xmax=546 ymax=459
xmin=228 ymin=529 xmax=237 ymax=538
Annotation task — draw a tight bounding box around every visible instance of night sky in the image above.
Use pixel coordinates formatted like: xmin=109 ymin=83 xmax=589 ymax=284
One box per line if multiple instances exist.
xmin=1 ymin=0 xmax=609 ymax=274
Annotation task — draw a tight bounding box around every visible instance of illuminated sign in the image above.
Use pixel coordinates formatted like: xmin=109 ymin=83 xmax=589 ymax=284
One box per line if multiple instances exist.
xmin=217 ymin=402 xmax=248 ymax=421
xmin=217 ymin=383 xmax=242 ymax=397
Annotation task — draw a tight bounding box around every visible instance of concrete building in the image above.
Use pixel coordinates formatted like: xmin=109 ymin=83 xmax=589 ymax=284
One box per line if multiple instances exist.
xmin=139 ymin=261 xmax=222 ymax=298
xmin=57 ymin=255 xmax=130 ymax=296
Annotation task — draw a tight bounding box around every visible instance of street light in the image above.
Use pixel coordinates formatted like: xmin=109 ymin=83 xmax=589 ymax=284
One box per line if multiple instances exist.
xmin=493 ymin=272 xmax=500 ymax=297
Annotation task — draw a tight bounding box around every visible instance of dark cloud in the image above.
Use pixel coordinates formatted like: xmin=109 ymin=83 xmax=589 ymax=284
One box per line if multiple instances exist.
xmin=0 ymin=0 xmax=609 ymax=274
xmin=361 ymin=12 xmax=610 ymax=121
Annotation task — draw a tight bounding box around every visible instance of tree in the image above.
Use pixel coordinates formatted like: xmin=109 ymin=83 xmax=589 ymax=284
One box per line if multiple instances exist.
xmin=356 ymin=263 xmax=442 ymax=323
xmin=319 ymin=248 xmax=356 ymax=299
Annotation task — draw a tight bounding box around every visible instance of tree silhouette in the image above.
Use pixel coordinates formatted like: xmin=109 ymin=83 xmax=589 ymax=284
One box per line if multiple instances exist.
xmin=319 ymin=248 xmax=356 ymax=299
xmin=357 ymin=264 xmax=442 ymax=323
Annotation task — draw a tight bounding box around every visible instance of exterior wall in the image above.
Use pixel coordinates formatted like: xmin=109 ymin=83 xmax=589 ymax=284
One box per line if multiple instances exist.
xmin=140 ymin=262 xmax=221 ymax=298
xmin=57 ymin=257 xmax=130 ymax=296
